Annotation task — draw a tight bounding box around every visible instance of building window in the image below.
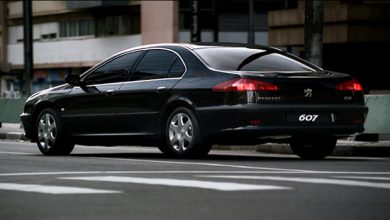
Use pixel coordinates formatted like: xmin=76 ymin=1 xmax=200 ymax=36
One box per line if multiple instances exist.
xmin=41 ymin=33 xmax=57 ymax=40
xmin=59 ymin=19 xmax=94 ymax=38
xmin=96 ymin=14 xmax=140 ymax=37
xmin=179 ymin=0 xmax=297 ymax=32
xmin=179 ymin=0 xmax=214 ymax=30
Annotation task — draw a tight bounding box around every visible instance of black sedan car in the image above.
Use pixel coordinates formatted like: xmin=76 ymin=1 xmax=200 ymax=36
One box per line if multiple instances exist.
xmin=20 ymin=43 xmax=368 ymax=159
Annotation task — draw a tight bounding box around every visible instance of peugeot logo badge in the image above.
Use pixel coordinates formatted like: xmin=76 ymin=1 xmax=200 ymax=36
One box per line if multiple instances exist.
xmin=304 ymin=88 xmax=313 ymax=97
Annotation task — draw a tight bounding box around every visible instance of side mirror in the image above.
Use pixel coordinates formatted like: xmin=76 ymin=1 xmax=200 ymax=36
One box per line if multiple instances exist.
xmin=65 ymin=74 xmax=81 ymax=86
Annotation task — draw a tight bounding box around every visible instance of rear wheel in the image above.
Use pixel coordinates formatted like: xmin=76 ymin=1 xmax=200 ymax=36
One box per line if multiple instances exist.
xmin=158 ymin=107 xmax=212 ymax=158
xmin=36 ymin=108 xmax=74 ymax=156
xmin=290 ymin=136 xmax=336 ymax=159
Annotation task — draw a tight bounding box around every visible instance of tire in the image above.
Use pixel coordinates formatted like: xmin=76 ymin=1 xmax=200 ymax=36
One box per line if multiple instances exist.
xmin=158 ymin=107 xmax=212 ymax=158
xmin=36 ymin=108 xmax=74 ymax=156
xmin=290 ymin=136 xmax=336 ymax=159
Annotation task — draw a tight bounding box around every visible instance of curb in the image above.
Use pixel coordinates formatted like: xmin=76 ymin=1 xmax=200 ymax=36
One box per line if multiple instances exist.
xmin=214 ymin=142 xmax=390 ymax=157
xmin=254 ymin=144 xmax=390 ymax=157
xmin=0 ymin=132 xmax=27 ymax=141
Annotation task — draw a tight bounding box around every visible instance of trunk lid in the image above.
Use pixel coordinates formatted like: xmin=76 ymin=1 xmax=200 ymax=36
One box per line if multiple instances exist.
xmin=241 ymin=71 xmax=365 ymax=105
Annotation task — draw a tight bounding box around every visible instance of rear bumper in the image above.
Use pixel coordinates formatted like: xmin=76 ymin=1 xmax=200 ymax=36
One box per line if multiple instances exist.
xmin=220 ymin=125 xmax=364 ymax=136
xmin=196 ymin=104 xmax=368 ymax=142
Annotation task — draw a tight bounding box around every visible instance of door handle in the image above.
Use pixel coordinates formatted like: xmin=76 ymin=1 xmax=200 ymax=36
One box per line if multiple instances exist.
xmin=105 ymin=89 xmax=115 ymax=96
xmin=156 ymin=87 xmax=167 ymax=93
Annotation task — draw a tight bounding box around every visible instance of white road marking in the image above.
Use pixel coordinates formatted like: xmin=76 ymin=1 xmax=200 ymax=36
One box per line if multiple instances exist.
xmin=334 ymin=176 xmax=390 ymax=181
xmin=85 ymin=157 xmax=315 ymax=173
xmin=198 ymin=175 xmax=390 ymax=189
xmin=1 ymin=170 xmax=390 ymax=177
xmin=0 ymin=183 xmax=121 ymax=194
xmin=0 ymin=171 xmax=305 ymax=177
xmin=0 ymin=151 xmax=34 ymax=155
xmin=60 ymin=176 xmax=291 ymax=191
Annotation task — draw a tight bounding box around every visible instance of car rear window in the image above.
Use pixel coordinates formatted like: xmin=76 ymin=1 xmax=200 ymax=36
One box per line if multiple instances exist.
xmin=194 ymin=47 xmax=316 ymax=72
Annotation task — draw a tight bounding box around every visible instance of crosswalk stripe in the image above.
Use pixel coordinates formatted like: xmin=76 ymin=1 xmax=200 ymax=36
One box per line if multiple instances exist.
xmin=0 ymin=183 xmax=121 ymax=194
xmin=60 ymin=176 xmax=291 ymax=191
xmin=198 ymin=175 xmax=390 ymax=189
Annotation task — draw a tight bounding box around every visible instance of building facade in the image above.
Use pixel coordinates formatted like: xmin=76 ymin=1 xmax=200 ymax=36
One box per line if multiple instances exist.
xmin=0 ymin=0 xmax=295 ymax=97
xmin=1 ymin=0 xmax=142 ymax=96
xmin=0 ymin=0 xmax=388 ymax=97
xmin=268 ymin=0 xmax=390 ymax=92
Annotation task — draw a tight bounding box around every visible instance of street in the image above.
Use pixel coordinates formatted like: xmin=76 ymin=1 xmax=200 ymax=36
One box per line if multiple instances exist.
xmin=1 ymin=140 xmax=390 ymax=220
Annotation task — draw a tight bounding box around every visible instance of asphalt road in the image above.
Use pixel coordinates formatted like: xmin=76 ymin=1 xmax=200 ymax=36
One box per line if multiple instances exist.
xmin=1 ymin=140 xmax=390 ymax=220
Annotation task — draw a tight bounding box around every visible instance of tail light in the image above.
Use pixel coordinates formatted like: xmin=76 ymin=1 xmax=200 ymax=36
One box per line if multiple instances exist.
xmin=335 ymin=79 xmax=363 ymax=91
xmin=213 ymin=79 xmax=279 ymax=92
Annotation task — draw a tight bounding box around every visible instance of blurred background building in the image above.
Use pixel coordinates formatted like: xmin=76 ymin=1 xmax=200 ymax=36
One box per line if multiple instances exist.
xmin=0 ymin=0 xmax=389 ymax=97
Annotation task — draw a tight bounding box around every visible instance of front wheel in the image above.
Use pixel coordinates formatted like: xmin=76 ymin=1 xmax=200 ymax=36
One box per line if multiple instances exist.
xmin=158 ymin=107 xmax=212 ymax=158
xmin=290 ymin=136 xmax=336 ymax=159
xmin=36 ymin=108 xmax=74 ymax=156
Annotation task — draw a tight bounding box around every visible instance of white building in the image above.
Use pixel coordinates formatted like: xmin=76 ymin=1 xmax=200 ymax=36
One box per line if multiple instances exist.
xmin=0 ymin=0 xmax=290 ymax=97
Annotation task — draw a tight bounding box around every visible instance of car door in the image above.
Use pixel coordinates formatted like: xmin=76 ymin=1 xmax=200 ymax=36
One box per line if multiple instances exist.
xmin=61 ymin=51 xmax=142 ymax=135
xmin=115 ymin=49 xmax=186 ymax=135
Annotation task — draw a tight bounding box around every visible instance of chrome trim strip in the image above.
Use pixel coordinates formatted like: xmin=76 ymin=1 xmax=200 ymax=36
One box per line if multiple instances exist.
xmin=62 ymin=114 xmax=115 ymax=118
xmin=71 ymin=133 xmax=154 ymax=137
xmin=119 ymin=77 xmax=181 ymax=86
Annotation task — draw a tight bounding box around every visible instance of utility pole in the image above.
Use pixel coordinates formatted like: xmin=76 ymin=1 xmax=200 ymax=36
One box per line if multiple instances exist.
xmin=212 ymin=0 xmax=219 ymax=42
xmin=248 ymin=0 xmax=255 ymax=45
xmin=304 ymin=0 xmax=324 ymax=67
xmin=22 ymin=0 xmax=33 ymax=96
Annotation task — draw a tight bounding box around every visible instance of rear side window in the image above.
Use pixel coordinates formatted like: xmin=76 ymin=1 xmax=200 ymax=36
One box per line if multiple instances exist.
xmin=194 ymin=47 xmax=316 ymax=72
xmin=85 ymin=51 xmax=141 ymax=85
xmin=131 ymin=50 xmax=178 ymax=81
xmin=168 ymin=58 xmax=186 ymax=78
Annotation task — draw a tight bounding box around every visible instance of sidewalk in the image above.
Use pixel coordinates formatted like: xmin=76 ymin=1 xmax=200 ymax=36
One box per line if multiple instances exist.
xmin=1 ymin=123 xmax=390 ymax=157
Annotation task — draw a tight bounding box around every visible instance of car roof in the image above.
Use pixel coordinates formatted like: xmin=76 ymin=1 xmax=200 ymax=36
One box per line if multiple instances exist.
xmin=183 ymin=42 xmax=276 ymax=50
xmin=122 ymin=42 xmax=280 ymax=52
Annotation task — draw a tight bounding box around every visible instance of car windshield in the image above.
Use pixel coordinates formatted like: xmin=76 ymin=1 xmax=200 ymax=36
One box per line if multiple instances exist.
xmin=194 ymin=47 xmax=317 ymax=72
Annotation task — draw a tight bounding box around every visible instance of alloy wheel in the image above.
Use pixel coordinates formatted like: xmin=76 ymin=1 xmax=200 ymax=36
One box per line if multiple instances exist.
xmin=37 ymin=113 xmax=57 ymax=150
xmin=169 ymin=112 xmax=193 ymax=152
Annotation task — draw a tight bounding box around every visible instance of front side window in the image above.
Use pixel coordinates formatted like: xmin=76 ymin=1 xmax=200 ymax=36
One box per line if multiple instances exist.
xmin=131 ymin=50 xmax=178 ymax=81
xmin=194 ymin=47 xmax=317 ymax=72
xmin=84 ymin=51 xmax=141 ymax=85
